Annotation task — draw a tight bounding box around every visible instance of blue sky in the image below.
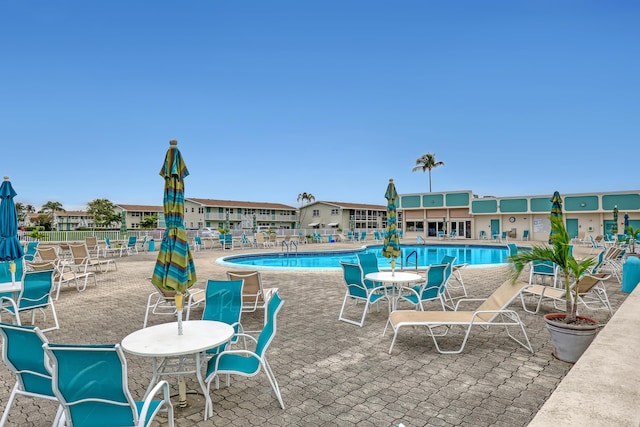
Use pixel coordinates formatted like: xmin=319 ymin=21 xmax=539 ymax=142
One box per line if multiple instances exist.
xmin=1 ymin=1 xmax=638 ymax=211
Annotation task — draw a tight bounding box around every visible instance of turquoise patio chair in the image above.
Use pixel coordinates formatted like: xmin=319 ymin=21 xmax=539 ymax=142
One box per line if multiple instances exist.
xmin=397 ymin=263 xmax=449 ymax=311
xmin=0 ymin=322 xmax=64 ymax=426
xmin=138 ymin=235 xmax=148 ymax=252
xmin=338 ymin=261 xmax=387 ymax=327
xmin=507 ymin=243 xmax=518 ymax=257
xmin=479 ymin=230 xmax=487 ymax=240
xmin=522 ymin=230 xmax=530 ymax=241
xmin=360 ymin=231 xmax=367 ymax=241
xmin=102 ymin=236 xmax=120 ymax=257
xmin=501 ymin=231 xmax=508 ymax=242
xmin=201 ymin=279 xmax=245 ymax=355
xmin=43 ymin=342 xmax=174 ymax=427
xmin=356 ymin=252 xmax=380 ymax=288
xmin=124 ymin=236 xmax=138 ymax=256
xmin=23 ymin=241 xmax=39 ymax=262
xmin=0 ymin=268 xmax=59 ymax=332
xmin=529 ymin=260 xmax=559 ymax=288
xmin=204 ymin=292 xmax=285 ymax=419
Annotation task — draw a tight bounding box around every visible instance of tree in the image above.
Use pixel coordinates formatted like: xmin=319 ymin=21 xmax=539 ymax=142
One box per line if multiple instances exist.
xmin=38 ymin=201 xmax=64 ymax=231
xmin=412 ymin=153 xmax=445 ymax=192
xmin=40 ymin=201 xmax=64 ymax=214
xmin=139 ymin=214 xmax=159 ymax=229
xmin=87 ymin=199 xmax=120 ymax=228
xmin=297 ymin=192 xmax=316 ymax=229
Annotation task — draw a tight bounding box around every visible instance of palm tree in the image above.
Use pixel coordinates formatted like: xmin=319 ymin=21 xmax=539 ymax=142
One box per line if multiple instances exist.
xmin=509 ymin=216 xmax=595 ymax=323
xmin=39 ymin=201 xmax=65 ymax=231
xmin=412 ymin=153 xmax=445 ymax=192
xmin=297 ymin=192 xmax=316 ymax=229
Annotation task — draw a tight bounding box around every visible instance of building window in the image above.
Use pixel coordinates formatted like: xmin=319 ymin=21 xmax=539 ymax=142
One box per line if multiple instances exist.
xmin=312 ymin=209 xmax=320 ymax=217
xmin=331 ymin=209 xmax=339 ymax=215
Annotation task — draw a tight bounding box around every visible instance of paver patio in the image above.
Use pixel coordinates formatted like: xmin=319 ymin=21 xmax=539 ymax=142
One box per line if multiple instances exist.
xmin=0 ymin=242 xmax=628 ymax=426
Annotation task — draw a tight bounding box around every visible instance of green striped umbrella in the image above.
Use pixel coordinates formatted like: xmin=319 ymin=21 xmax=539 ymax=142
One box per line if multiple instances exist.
xmin=252 ymin=214 xmax=257 ymax=234
xmin=612 ymin=206 xmax=619 ymax=235
xmin=382 ymin=179 xmax=401 ymax=273
xmin=151 ymin=140 xmax=196 ymax=336
xmin=120 ymin=211 xmax=127 ymax=236
xmin=0 ymin=177 xmax=24 ymax=284
xmin=225 ymin=211 xmax=230 ymax=233
xmin=549 ymin=191 xmax=563 ymax=244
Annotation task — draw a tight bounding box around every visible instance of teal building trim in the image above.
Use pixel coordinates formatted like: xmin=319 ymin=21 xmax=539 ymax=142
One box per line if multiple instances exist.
xmin=499 ymin=199 xmax=528 ymax=213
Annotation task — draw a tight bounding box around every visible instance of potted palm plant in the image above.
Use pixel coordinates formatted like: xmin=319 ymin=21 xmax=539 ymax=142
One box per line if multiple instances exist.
xmin=509 ymin=215 xmax=598 ymax=363
xmin=624 ymin=225 xmax=639 ymax=254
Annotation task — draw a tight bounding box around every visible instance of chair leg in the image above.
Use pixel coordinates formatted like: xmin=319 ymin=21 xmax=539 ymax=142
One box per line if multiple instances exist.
xmin=0 ymin=384 xmax=18 ymax=426
xmin=262 ymin=359 xmax=285 ymax=409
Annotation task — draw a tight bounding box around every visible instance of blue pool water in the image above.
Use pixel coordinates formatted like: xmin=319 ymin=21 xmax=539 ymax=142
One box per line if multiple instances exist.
xmin=217 ymin=244 xmax=509 ymax=270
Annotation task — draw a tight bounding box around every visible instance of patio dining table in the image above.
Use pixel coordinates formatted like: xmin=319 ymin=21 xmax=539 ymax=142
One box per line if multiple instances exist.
xmin=121 ymin=320 xmax=234 ymax=418
xmin=365 ymin=271 xmax=423 ymax=312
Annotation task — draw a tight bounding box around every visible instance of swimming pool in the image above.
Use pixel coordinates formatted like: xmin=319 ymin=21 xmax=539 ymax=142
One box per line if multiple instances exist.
xmin=217 ymin=244 xmax=510 ymax=270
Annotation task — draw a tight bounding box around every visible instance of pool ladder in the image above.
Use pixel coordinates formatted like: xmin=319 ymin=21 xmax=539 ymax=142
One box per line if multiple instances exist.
xmin=400 ymin=250 xmax=419 ymax=271
xmin=282 ymin=238 xmax=298 ymax=255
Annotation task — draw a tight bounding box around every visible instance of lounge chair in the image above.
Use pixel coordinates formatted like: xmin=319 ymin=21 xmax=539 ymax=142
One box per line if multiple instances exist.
xmin=385 ymin=279 xmax=533 ymax=354
xmin=522 ymin=230 xmax=530 ymax=241
xmin=84 ymin=236 xmax=99 ymax=256
xmin=68 ymin=242 xmax=117 ymax=273
xmin=28 ymin=254 xmax=97 ymax=300
xmin=520 ymin=272 xmax=613 ymax=316
xmin=479 ymin=230 xmax=487 ymax=240
xmin=226 ymin=270 xmax=278 ymax=333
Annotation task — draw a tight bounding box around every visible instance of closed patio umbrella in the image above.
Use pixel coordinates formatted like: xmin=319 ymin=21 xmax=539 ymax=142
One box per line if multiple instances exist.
xmin=549 ymin=191 xmax=563 ymax=244
xmin=382 ymin=179 xmax=401 ymax=274
xmin=252 ymin=214 xmax=257 ymax=234
xmin=612 ymin=206 xmax=618 ymax=235
xmin=151 ymin=140 xmax=197 ymax=336
xmin=0 ymin=177 xmax=24 ymax=284
xmin=624 ymin=213 xmax=629 ymax=230
xmin=120 ymin=211 xmax=127 ymax=235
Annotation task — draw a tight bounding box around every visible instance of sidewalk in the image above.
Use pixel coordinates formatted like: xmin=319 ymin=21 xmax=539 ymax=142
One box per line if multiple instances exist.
xmin=0 ymin=242 xmax=631 ymax=426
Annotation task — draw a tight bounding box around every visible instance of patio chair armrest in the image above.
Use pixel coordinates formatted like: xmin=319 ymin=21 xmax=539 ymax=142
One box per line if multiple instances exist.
xmin=0 ymin=296 xmax=18 ymax=318
xmin=230 ymin=332 xmax=258 ymax=345
xmin=138 ymin=379 xmax=171 ymax=424
xmin=453 ymin=298 xmax=487 ymax=311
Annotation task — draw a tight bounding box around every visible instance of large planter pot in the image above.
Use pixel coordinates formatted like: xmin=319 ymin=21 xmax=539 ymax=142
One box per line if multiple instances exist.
xmin=543 ymin=313 xmax=599 ymax=363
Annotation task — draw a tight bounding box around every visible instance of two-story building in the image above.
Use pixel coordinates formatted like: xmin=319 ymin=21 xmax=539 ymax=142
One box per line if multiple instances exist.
xmin=114 ymin=204 xmax=164 ymax=230
xmin=298 ymin=201 xmax=389 ymax=230
xmin=184 ymin=199 xmax=298 ymax=231
xmin=400 ymin=190 xmax=640 ymax=241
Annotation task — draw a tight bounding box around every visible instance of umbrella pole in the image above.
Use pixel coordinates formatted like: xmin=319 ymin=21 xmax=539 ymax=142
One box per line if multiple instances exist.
xmin=174 ymin=290 xmax=188 ymax=407
xmin=9 ymin=261 xmax=15 ymax=285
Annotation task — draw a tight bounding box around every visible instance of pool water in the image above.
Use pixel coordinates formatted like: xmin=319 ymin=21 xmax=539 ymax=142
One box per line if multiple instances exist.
xmin=217 ymin=244 xmax=509 ymax=270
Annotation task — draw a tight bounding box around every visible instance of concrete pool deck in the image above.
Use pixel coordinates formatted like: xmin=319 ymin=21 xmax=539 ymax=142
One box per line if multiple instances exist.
xmin=0 ymin=239 xmax=637 ymax=426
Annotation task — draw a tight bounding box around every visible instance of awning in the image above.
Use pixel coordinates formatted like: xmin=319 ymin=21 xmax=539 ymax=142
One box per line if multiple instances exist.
xmin=327 ymin=222 xmax=339 ymax=227
xmin=307 ymin=222 xmax=319 ymax=227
